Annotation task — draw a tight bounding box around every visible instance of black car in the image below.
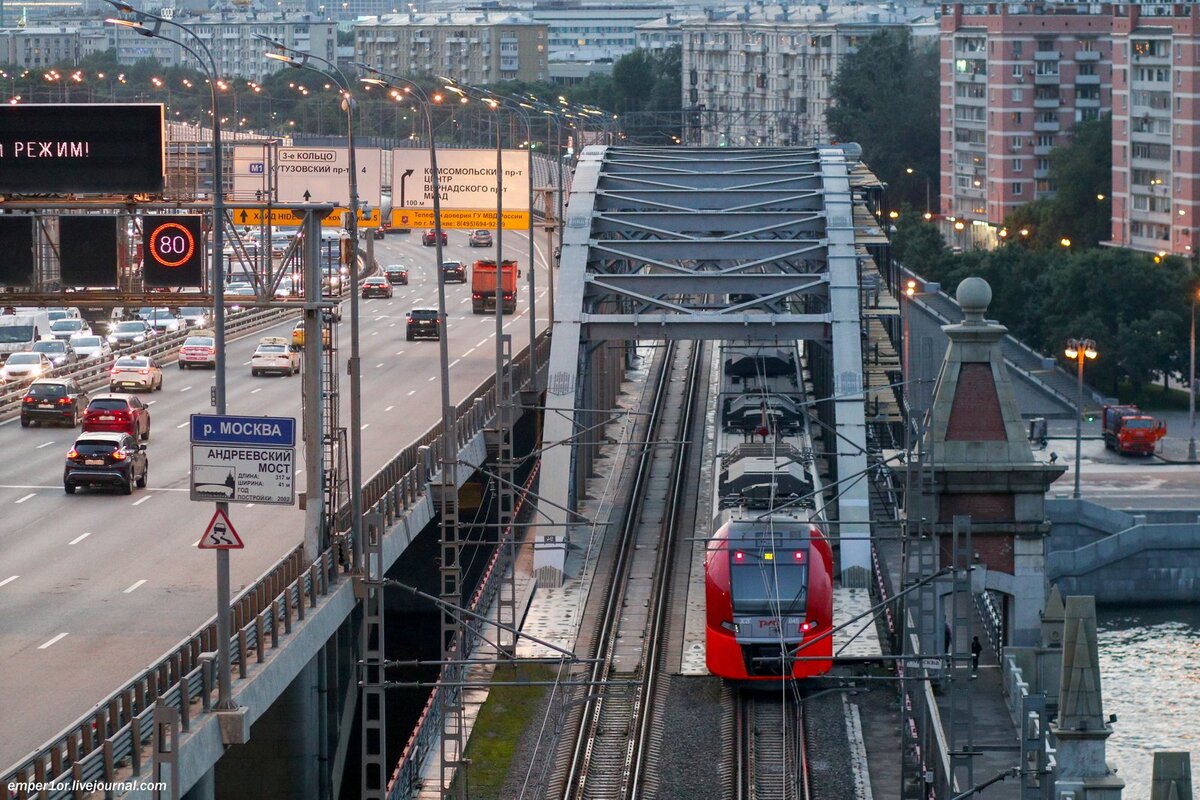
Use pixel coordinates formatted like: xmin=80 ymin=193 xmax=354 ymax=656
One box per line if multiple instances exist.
xmin=64 ymin=431 xmax=148 ymax=494
xmin=384 ymin=265 xmax=409 ymax=285
xmin=406 ymin=308 xmax=440 ymax=341
xmin=21 ymin=378 xmax=89 ymax=428
xmin=441 ymin=261 xmax=467 ymax=284
xmin=372 ymin=227 xmax=386 ymax=240
xmin=361 ymin=277 xmax=393 ymax=299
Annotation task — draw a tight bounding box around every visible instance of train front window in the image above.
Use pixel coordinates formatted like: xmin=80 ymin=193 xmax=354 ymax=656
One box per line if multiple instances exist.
xmin=728 ymin=550 xmax=808 ymax=614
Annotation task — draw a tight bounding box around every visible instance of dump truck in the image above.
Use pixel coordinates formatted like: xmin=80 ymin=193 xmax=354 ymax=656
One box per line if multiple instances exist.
xmin=1102 ymin=404 xmax=1166 ymax=456
xmin=471 ymin=259 xmax=518 ymax=314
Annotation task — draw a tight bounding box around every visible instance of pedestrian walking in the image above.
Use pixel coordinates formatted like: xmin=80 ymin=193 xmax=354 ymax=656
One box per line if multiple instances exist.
xmin=971 ymin=635 xmax=983 ymax=677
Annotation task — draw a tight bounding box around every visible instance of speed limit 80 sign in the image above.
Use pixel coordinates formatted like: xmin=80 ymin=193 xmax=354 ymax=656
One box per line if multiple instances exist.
xmin=143 ymin=215 xmax=204 ymax=287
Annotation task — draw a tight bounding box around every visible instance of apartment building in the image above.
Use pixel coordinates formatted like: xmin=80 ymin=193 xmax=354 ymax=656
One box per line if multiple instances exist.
xmin=940 ymin=2 xmax=1111 ymax=245
xmin=636 ymin=14 xmax=685 ymax=53
xmin=682 ymin=4 xmax=936 ymax=148
xmin=0 ymin=26 xmax=80 ymax=67
xmin=353 ymin=12 xmax=548 ymax=85
xmin=531 ymin=3 xmax=673 ymax=62
xmin=186 ymin=12 xmax=338 ymax=83
xmin=1110 ymin=3 xmax=1200 ymax=256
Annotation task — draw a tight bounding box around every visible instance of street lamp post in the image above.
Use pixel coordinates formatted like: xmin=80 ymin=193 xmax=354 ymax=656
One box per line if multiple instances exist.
xmin=259 ymin=36 xmax=364 ymax=574
xmin=1065 ymin=338 xmax=1098 ymax=499
xmin=105 ymin=0 xmax=237 ymax=712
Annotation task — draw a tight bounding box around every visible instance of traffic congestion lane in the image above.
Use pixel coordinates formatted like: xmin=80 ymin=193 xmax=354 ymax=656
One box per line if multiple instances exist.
xmin=0 ymin=232 xmax=552 ymax=767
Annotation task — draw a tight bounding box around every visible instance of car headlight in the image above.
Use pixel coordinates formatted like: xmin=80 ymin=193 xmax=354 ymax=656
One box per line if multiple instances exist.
xmin=134 ymin=336 xmax=145 ymax=343
xmin=107 ymin=335 xmax=117 ymax=343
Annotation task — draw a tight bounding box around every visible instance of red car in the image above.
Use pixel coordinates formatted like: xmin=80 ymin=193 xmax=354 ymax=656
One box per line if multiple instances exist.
xmin=422 ymin=229 xmax=448 ymax=247
xmin=81 ymin=393 xmax=151 ymax=441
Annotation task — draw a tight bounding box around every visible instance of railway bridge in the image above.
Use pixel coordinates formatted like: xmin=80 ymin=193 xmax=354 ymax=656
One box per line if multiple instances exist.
xmin=2 ymin=144 xmax=1079 ymax=800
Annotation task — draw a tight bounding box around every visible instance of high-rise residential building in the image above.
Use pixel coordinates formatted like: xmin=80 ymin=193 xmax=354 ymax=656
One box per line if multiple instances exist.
xmin=186 ymin=12 xmax=338 ymax=83
xmin=682 ymin=4 xmax=937 ymax=149
xmin=529 ymin=3 xmax=674 ymax=63
xmin=636 ymin=14 xmax=685 ymax=54
xmin=1110 ymin=3 xmax=1200 ymax=256
xmin=940 ymin=2 xmax=1112 ymax=247
xmin=353 ymin=12 xmax=549 ymax=85
xmin=0 ymin=26 xmax=81 ymax=67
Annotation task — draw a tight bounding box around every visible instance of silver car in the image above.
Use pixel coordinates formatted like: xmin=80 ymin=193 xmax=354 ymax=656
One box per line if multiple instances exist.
xmin=71 ymin=335 xmax=113 ymax=362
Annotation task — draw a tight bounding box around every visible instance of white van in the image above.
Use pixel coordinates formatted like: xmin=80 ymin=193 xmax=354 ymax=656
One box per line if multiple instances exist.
xmin=0 ymin=309 xmax=52 ymax=361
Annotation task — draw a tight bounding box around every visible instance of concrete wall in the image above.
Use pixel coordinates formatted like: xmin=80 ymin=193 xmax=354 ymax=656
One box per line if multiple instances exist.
xmin=1046 ymin=499 xmax=1200 ymax=604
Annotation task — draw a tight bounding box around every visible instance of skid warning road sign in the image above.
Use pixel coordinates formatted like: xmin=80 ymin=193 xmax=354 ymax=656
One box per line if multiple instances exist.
xmin=199 ymin=508 xmax=243 ymax=550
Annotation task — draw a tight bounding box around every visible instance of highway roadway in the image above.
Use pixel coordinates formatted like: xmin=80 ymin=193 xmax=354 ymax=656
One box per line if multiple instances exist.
xmin=0 ymin=230 xmax=552 ymax=769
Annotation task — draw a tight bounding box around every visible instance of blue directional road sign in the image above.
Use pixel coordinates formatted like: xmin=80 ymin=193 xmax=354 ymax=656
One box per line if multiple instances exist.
xmin=190 ymin=414 xmax=296 ymax=447
xmin=190 ymin=415 xmax=297 ymax=505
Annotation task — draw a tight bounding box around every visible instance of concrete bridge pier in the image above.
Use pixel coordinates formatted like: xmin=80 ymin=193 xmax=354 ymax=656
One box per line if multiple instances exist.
xmin=208 ymin=624 xmax=354 ymax=800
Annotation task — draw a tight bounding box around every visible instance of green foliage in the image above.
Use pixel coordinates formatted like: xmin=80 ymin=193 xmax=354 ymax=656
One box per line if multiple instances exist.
xmin=1003 ymin=115 xmax=1112 ymax=250
xmin=827 ymin=29 xmax=939 ymax=210
xmin=891 ymin=209 xmax=947 ymax=275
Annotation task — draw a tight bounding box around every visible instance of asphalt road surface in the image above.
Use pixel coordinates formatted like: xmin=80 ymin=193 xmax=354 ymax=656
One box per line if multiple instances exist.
xmin=0 ymin=229 xmax=552 ymax=770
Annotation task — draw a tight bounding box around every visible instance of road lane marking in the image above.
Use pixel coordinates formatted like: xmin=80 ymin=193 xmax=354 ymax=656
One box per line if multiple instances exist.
xmin=146 ymin=400 xmax=156 ymax=406
xmin=476 ymin=339 xmax=488 ymax=347
xmin=0 ymin=576 xmax=18 ymax=588
xmin=361 ymin=423 xmax=370 ymax=431
xmin=242 ymin=361 xmax=251 ymax=366
xmin=180 ymin=386 xmax=192 ymax=392
xmin=389 ymin=323 xmax=396 ymax=328
xmin=408 ymin=390 xmax=416 ymax=396
xmin=449 ymin=359 xmax=460 ymax=368
xmin=15 ymin=493 xmax=35 ymax=504
xmin=176 ymin=422 xmax=188 ymax=429
xmin=246 ymin=503 xmax=255 ymax=509
xmin=375 ymin=363 xmax=384 ymax=368
xmin=68 ymin=532 xmax=92 ymax=545
xmin=36 ymin=441 xmax=56 ymax=449
xmin=250 ymin=388 xmax=262 ymax=394
xmin=461 ymin=348 xmax=475 ymax=357
xmin=385 ymin=405 xmax=394 ymax=412
xmin=123 ymin=580 xmax=147 ymax=594
xmin=132 ymin=496 xmax=151 ymax=507
xmin=38 ymin=633 xmax=68 ymax=649
xmin=0 ymin=419 xmax=14 ymax=426
xmin=371 ymin=331 xmax=379 ymax=336
xmin=427 ymin=376 xmax=436 ymax=382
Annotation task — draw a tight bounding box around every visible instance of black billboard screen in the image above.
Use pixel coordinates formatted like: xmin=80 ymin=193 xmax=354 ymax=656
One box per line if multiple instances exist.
xmin=143 ymin=215 xmax=204 ymax=287
xmin=60 ymin=216 xmax=119 ymax=287
xmin=0 ymin=104 xmax=164 ymax=195
xmin=0 ymin=217 xmax=35 ymax=286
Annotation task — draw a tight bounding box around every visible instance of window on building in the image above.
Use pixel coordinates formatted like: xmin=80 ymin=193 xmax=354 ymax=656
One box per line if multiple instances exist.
xmin=1012 ymin=63 xmax=1023 ymax=78
xmin=1012 ymin=136 xmax=1023 ymax=151
xmin=1012 ymin=88 xmax=1023 ymax=102
xmin=1012 ymin=182 xmax=1023 ymax=195
xmin=1014 ymin=158 xmax=1024 ymax=171
xmin=1078 ymin=63 xmax=1096 ymax=76
xmin=1011 ymin=111 xmax=1023 ymax=123
xmin=1078 ymin=39 xmax=1095 ymax=53
xmin=1012 ymin=40 xmax=1023 ymax=58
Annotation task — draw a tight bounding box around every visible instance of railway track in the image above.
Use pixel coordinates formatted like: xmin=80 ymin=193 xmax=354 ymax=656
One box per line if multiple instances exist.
xmin=735 ymin=690 xmax=811 ymax=800
xmin=563 ymin=340 xmax=702 ymax=800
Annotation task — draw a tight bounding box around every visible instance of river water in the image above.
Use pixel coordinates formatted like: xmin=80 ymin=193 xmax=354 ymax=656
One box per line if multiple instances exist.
xmin=1096 ymin=605 xmax=1200 ymax=797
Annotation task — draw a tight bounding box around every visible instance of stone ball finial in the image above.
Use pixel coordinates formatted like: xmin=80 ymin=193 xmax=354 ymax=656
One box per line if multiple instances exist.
xmin=957 ymin=277 xmax=992 ymax=323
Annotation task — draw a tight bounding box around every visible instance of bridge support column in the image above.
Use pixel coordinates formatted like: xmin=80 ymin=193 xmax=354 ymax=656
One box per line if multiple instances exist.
xmin=214 ymin=656 xmax=320 ymax=799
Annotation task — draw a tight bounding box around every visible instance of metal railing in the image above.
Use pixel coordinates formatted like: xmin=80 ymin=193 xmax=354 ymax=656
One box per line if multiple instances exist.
xmin=2 ymin=333 xmax=550 ymax=798
xmin=0 ymin=307 xmax=294 ymax=418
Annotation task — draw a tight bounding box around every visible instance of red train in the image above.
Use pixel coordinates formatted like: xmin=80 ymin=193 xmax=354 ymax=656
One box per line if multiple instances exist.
xmin=705 ymin=517 xmax=834 ymax=680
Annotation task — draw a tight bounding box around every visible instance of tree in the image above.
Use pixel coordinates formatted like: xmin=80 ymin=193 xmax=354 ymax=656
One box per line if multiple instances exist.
xmin=1002 ymin=115 xmax=1112 ymax=250
xmin=827 ymin=29 xmax=939 ymax=210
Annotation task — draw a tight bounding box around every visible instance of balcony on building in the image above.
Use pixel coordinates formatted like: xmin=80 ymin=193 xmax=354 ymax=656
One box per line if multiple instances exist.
xmin=1034 ymin=50 xmax=1061 ymax=61
xmin=1075 ymin=50 xmax=1101 ymax=62
xmin=1033 ymin=95 xmax=1060 ymax=109
xmin=1077 ymin=97 xmax=1101 ymax=108
xmin=1034 ymin=119 xmax=1061 ymax=132
xmin=1076 ymin=73 xmax=1101 ymax=85
xmin=1034 ymin=72 xmax=1059 ymax=85
xmin=1034 ymin=167 xmax=1050 ymax=179
xmin=1034 ymin=144 xmax=1054 ymax=156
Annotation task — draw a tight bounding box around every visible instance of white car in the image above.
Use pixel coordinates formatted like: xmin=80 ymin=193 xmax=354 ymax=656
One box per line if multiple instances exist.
xmin=109 ymin=356 xmax=163 ymax=392
xmin=1 ymin=352 xmax=54 ymax=384
xmin=250 ymin=337 xmax=300 ymax=377
xmin=144 ymin=309 xmax=183 ymax=335
xmin=179 ymin=308 xmax=210 ymax=328
xmin=178 ymin=334 xmax=216 ymax=369
xmin=70 ymin=335 xmax=113 ymax=362
xmin=49 ymin=318 xmax=91 ymax=341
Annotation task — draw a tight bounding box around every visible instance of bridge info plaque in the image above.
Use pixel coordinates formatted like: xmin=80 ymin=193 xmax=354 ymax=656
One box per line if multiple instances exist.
xmin=189 ymin=414 xmax=296 ymax=505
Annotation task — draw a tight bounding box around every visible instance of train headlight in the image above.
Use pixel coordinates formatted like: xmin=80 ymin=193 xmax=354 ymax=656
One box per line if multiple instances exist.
xmin=720 ymin=620 xmax=740 ymax=634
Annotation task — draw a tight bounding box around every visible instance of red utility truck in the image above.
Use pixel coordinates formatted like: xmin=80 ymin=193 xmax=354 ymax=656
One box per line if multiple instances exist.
xmin=1102 ymin=404 xmax=1166 ymax=456
xmin=471 ymin=259 xmax=518 ymax=315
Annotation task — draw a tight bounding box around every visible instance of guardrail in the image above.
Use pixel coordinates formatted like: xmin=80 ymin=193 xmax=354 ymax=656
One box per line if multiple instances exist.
xmin=2 ymin=333 xmax=550 ymax=799
xmin=0 ymin=307 xmax=296 ymax=419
